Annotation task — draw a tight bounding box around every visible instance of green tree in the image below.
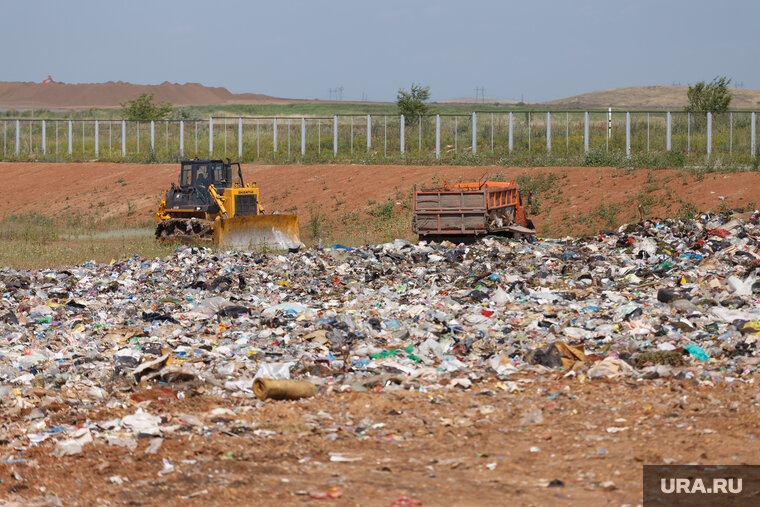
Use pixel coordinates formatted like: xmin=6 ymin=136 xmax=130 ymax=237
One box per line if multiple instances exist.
xmin=172 ymin=106 xmax=201 ymax=121
xmin=685 ymin=76 xmax=732 ymax=113
xmin=121 ymin=93 xmax=174 ymax=120
xmin=397 ymin=83 xmax=430 ymax=124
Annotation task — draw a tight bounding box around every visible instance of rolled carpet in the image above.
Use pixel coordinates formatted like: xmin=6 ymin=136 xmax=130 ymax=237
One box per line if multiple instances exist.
xmin=253 ymin=378 xmax=317 ymax=400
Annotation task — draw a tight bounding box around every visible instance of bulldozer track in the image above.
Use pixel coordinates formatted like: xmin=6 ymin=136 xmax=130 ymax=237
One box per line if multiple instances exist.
xmin=155 ymin=218 xmax=214 ymax=242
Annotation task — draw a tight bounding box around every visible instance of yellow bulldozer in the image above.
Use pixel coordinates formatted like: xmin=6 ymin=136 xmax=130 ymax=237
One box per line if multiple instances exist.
xmin=154 ymin=158 xmax=301 ymax=250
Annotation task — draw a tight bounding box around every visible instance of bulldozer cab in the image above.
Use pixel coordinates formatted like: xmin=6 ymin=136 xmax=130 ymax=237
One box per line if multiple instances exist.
xmin=181 ymin=160 xmax=233 ymax=190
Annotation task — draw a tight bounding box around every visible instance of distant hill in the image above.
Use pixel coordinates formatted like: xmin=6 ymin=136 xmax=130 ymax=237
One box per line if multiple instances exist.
xmin=3 ymin=80 xmax=759 ymax=111
xmin=0 ymin=80 xmax=314 ymax=109
xmin=541 ymin=85 xmax=760 ymax=110
xmin=437 ymin=97 xmax=522 ymax=106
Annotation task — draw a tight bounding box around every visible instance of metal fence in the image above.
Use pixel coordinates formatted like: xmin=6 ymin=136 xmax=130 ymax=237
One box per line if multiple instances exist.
xmin=0 ymin=110 xmax=757 ymax=163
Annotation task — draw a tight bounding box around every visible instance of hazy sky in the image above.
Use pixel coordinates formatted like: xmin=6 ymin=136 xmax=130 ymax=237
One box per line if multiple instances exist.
xmin=3 ymin=0 xmax=758 ymax=102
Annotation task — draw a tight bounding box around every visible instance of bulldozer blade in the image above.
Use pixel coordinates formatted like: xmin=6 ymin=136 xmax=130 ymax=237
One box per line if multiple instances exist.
xmin=213 ymin=215 xmax=302 ymax=251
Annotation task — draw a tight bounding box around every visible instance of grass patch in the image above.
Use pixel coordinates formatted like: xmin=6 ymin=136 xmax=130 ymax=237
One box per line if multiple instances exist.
xmin=677 ymin=201 xmax=699 ymax=219
xmin=369 ymin=198 xmax=394 ymax=220
xmin=515 ymin=172 xmax=560 ymax=193
xmin=592 ymin=202 xmax=621 ymax=229
xmin=0 ymin=212 xmax=177 ymax=269
xmin=305 ymin=203 xmax=329 ymax=244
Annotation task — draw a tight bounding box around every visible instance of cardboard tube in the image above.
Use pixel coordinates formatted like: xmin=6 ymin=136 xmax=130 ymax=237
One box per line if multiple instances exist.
xmin=253 ymin=378 xmax=316 ymax=400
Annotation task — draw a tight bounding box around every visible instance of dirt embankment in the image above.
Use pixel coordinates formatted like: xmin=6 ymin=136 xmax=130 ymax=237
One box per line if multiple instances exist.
xmin=0 ymin=162 xmax=756 ymax=240
xmin=0 ymin=81 xmax=316 ymax=109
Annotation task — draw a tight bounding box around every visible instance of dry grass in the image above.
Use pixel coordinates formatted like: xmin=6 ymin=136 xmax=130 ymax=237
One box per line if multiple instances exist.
xmin=543 ymin=85 xmax=760 ymax=110
xmin=0 ymin=213 xmax=177 ymax=269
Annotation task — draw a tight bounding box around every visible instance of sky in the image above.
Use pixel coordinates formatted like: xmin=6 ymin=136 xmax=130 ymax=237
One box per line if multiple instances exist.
xmin=3 ymin=0 xmax=758 ymax=103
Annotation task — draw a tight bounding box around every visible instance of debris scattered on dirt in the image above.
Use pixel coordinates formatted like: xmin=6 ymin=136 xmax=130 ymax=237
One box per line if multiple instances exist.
xmin=1 ymin=209 xmax=760 ymax=503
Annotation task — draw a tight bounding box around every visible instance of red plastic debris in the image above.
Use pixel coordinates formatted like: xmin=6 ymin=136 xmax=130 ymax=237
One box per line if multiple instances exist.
xmin=391 ymin=497 xmax=423 ymax=506
xmin=708 ymin=228 xmax=730 ymax=238
xmin=308 ymin=487 xmax=343 ymax=499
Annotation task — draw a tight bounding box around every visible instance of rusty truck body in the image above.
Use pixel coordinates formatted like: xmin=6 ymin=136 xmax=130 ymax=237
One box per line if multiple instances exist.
xmin=412 ymin=181 xmax=535 ymax=241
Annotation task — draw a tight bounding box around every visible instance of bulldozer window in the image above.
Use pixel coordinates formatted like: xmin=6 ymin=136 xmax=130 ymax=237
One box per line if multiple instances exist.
xmin=181 ymin=164 xmax=193 ymax=186
xmin=195 ymin=166 xmax=209 ymax=187
xmin=212 ymin=163 xmax=227 ymax=186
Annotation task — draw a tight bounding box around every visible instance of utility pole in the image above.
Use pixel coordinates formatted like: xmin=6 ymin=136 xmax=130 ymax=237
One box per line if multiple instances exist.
xmin=474 ymin=86 xmax=485 ymax=103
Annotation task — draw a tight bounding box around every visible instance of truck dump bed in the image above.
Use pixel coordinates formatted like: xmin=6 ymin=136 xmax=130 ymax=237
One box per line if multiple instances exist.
xmin=412 ymin=181 xmax=534 ymax=238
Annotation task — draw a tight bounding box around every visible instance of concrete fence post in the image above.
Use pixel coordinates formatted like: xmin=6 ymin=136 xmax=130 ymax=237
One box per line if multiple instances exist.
xmin=584 ymin=112 xmax=589 ymax=153
xmin=95 ymin=120 xmax=99 ymax=156
xmin=42 ymin=120 xmax=46 ymax=154
xmin=366 ymin=115 xmax=371 ymax=152
xmin=666 ymin=112 xmax=671 ymax=151
xmin=238 ymin=117 xmax=243 ymax=159
xmin=508 ymin=112 xmax=513 ymax=153
xmin=273 ymin=118 xmax=278 ymax=153
xmin=625 ymin=112 xmax=631 ymax=158
xmin=471 ymin=112 xmax=477 ymax=154
xmin=150 ymin=120 xmax=155 ymax=153
xmin=209 ymin=117 xmax=214 ymax=155
xmin=121 ymin=121 xmax=126 ymax=156
xmin=368 ymin=115 xmax=374 ymax=152
xmin=15 ymin=120 xmax=19 ymax=156
xmin=68 ymin=120 xmax=72 ymax=156
xmin=301 ymin=117 xmax=306 ymax=156
xmin=546 ymin=112 xmax=551 ymax=154
xmin=180 ymin=121 xmax=184 ymax=157
xmin=400 ymin=114 xmax=405 ymax=154
xmin=333 ymin=115 xmax=337 ymax=156
xmin=435 ymin=114 xmax=440 ymax=159
xmin=752 ymin=112 xmax=756 ymax=157
xmin=707 ymin=112 xmax=712 ymax=157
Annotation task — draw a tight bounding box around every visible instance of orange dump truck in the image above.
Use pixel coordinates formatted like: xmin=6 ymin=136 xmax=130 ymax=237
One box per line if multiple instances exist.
xmin=412 ymin=181 xmax=535 ymax=241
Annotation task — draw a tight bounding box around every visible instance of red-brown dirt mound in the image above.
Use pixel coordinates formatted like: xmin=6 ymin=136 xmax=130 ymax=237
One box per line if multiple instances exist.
xmin=0 ymin=81 xmax=314 ymax=109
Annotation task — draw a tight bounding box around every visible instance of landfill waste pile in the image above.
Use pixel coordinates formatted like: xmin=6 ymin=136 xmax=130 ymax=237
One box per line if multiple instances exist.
xmin=1 ymin=209 xmax=760 ymax=504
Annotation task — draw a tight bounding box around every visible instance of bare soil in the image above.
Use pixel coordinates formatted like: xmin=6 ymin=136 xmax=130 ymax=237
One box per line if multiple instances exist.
xmin=0 ymin=162 xmax=756 ymax=238
xmin=2 ymin=376 xmax=758 ymax=505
